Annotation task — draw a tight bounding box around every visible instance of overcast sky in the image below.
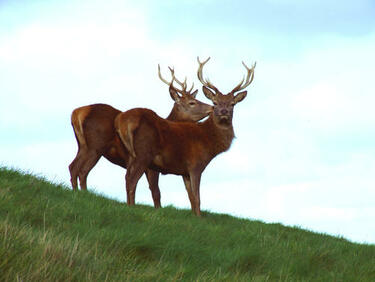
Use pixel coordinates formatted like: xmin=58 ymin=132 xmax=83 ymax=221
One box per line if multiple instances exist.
xmin=1 ymin=0 xmax=375 ymax=244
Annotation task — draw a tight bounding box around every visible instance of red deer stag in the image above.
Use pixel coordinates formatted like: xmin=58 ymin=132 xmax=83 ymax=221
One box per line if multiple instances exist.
xmin=68 ymin=66 xmax=212 ymax=208
xmin=115 ymin=57 xmax=256 ymax=216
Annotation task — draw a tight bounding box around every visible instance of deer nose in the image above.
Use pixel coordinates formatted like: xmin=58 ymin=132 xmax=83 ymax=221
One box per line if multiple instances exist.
xmin=220 ymin=109 xmax=228 ymax=115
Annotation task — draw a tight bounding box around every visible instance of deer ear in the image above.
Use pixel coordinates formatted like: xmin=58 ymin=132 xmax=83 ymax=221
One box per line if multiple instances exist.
xmin=202 ymin=86 xmax=215 ymax=101
xmin=234 ymin=91 xmax=247 ymax=104
xmin=169 ymin=86 xmax=181 ymax=102
xmin=191 ymin=89 xmax=198 ymax=98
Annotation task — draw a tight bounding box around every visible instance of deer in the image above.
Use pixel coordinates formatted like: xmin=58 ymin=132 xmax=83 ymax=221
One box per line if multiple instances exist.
xmin=68 ymin=65 xmax=213 ymax=208
xmin=114 ymin=57 xmax=256 ymax=216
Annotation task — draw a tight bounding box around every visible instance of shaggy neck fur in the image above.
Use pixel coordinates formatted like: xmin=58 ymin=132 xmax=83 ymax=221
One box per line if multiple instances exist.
xmin=201 ymin=113 xmax=235 ymax=157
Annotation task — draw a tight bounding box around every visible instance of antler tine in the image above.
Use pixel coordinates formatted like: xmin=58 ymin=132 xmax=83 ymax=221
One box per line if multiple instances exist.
xmin=175 ymin=76 xmax=188 ymax=91
xmin=231 ymin=61 xmax=256 ymax=93
xmin=197 ymin=56 xmax=211 ymax=66
xmin=179 ymin=78 xmax=197 ymax=95
xmin=167 ymin=66 xmax=177 ymax=82
xmin=159 ymin=65 xmax=184 ymax=95
xmin=197 ymin=56 xmax=219 ymax=93
xmin=159 ymin=64 xmax=197 ymax=95
xmin=242 ymin=61 xmax=256 ymax=86
xmin=168 ymin=66 xmax=198 ymax=95
xmin=169 ymin=66 xmax=190 ymax=94
xmin=231 ymin=76 xmax=245 ymax=93
xmin=187 ymin=82 xmax=194 ymax=93
xmin=158 ymin=64 xmax=173 ymax=86
xmin=197 ymin=56 xmax=210 ymax=85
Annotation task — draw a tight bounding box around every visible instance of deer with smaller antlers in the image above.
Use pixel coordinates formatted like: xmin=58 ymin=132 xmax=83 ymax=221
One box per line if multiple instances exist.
xmin=115 ymin=57 xmax=256 ymax=216
xmin=68 ymin=65 xmax=212 ymax=208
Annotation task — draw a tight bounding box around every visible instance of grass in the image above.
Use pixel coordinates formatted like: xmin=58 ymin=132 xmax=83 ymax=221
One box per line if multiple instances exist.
xmin=0 ymin=166 xmax=374 ymax=281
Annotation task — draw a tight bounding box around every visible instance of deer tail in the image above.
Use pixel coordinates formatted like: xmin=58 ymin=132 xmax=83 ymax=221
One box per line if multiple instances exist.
xmin=117 ymin=115 xmax=139 ymax=159
xmin=71 ymin=107 xmax=90 ymax=148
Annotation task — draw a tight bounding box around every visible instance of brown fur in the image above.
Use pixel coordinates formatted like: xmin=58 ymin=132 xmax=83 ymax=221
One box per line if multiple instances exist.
xmin=115 ymin=85 xmax=251 ymax=216
xmin=69 ymin=104 xmax=128 ymax=191
xmin=68 ymin=95 xmax=212 ymax=208
xmin=71 ymin=106 xmax=91 ymax=148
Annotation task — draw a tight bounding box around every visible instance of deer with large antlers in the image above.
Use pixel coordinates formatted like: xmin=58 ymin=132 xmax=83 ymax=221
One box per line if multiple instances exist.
xmin=68 ymin=65 xmax=212 ymax=208
xmin=115 ymin=57 xmax=256 ymax=216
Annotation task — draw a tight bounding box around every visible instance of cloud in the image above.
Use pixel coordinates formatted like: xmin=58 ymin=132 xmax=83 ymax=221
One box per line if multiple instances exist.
xmin=1 ymin=0 xmax=375 ymax=244
xmin=0 ymin=15 xmax=187 ymax=127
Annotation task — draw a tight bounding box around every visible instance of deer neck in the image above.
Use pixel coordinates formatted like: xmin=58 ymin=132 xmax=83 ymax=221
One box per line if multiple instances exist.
xmin=202 ymin=113 xmax=235 ymax=156
xmin=166 ymin=104 xmax=184 ymax=121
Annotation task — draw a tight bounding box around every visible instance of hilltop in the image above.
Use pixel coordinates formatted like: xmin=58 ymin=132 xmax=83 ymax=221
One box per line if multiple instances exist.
xmin=0 ymin=167 xmax=374 ymax=281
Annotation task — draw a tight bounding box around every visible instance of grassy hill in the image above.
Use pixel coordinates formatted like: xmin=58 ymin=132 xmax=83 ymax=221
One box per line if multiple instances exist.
xmin=0 ymin=167 xmax=374 ymax=281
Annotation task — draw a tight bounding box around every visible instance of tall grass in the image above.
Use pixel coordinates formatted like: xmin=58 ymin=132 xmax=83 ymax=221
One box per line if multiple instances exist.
xmin=0 ymin=167 xmax=374 ymax=281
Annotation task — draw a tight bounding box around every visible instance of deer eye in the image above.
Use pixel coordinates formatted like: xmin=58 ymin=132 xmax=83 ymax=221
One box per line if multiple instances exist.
xmin=189 ymin=101 xmax=196 ymax=106
xmin=213 ymin=101 xmax=218 ymax=106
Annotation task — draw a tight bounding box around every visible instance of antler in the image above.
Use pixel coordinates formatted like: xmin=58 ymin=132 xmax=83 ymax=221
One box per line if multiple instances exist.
xmin=230 ymin=61 xmax=256 ymax=93
xmin=158 ymin=64 xmax=173 ymax=85
xmin=197 ymin=57 xmax=219 ymax=93
xmin=158 ymin=64 xmax=195 ymax=95
xmin=168 ymin=67 xmax=195 ymax=93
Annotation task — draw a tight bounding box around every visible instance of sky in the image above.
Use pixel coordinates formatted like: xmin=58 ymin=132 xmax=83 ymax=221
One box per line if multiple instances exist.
xmin=1 ymin=0 xmax=375 ymax=244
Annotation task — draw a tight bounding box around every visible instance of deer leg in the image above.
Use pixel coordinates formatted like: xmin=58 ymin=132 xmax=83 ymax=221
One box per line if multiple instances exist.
xmin=145 ymin=169 xmax=161 ymax=208
xmin=125 ymin=160 xmax=148 ymax=206
xmin=182 ymin=175 xmax=195 ymax=212
xmin=189 ymin=171 xmax=202 ymax=217
xmin=78 ymin=151 xmax=101 ymax=191
xmin=69 ymin=148 xmax=88 ymax=190
xmin=69 ymin=158 xmax=79 ymax=190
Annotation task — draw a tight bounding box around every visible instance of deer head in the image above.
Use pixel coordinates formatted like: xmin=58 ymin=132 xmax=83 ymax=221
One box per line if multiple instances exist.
xmin=197 ymin=57 xmax=256 ymax=127
xmin=158 ymin=64 xmax=212 ymax=122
